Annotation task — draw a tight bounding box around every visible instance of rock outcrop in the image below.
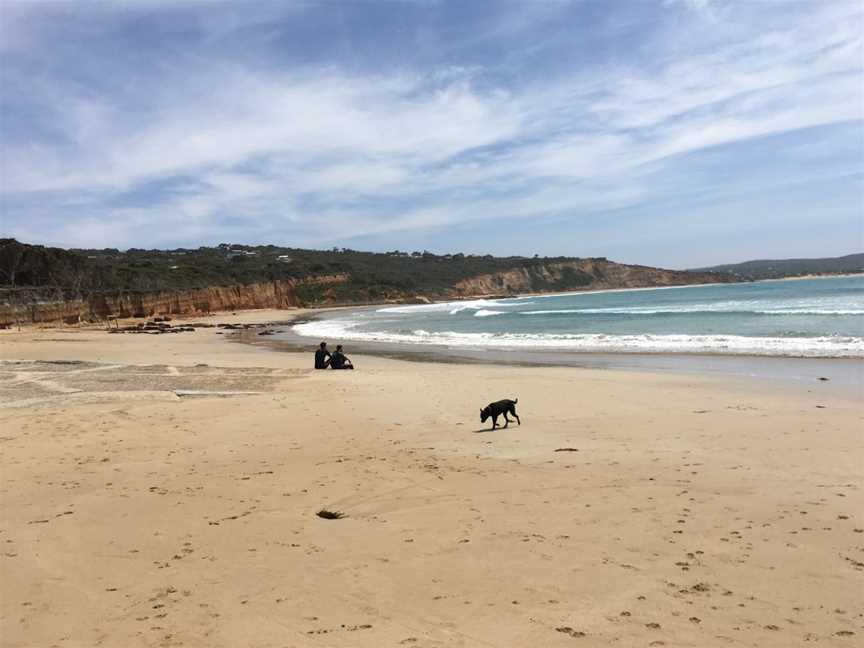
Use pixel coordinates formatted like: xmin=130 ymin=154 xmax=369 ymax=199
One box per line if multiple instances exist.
xmin=0 ymin=280 xmax=300 ymax=326
xmin=450 ymin=259 xmax=735 ymax=296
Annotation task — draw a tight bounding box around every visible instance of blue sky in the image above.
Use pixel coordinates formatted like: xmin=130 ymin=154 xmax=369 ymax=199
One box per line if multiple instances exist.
xmin=1 ymin=0 xmax=862 ymax=268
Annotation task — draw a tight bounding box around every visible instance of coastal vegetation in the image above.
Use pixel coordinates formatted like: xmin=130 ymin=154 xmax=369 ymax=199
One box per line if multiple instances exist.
xmin=692 ymin=253 xmax=864 ymax=280
xmin=6 ymin=238 xmax=856 ymax=326
xmin=0 ymin=238 xmax=727 ymax=306
xmin=1 ymin=238 xmax=598 ymax=295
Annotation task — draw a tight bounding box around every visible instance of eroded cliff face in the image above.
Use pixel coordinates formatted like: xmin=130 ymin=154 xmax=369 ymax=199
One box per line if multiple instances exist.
xmin=0 ymin=280 xmax=300 ymax=326
xmin=0 ymin=260 xmax=737 ymax=326
xmin=451 ymin=259 xmax=735 ymax=296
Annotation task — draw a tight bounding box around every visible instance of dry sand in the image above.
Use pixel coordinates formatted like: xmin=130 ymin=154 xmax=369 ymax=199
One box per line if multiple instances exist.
xmin=1 ymin=309 xmax=862 ymax=647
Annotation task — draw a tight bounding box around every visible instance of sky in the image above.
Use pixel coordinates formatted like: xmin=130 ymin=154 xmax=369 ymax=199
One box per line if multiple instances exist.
xmin=1 ymin=0 xmax=862 ymax=268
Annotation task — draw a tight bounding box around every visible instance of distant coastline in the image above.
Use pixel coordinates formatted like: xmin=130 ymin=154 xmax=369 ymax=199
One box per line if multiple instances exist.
xmin=762 ymin=272 xmax=864 ymax=282
xmin=2 ymin=238 xmax=861 ymax=327
xmin=691 ymin=252 xmax=863 ymax=280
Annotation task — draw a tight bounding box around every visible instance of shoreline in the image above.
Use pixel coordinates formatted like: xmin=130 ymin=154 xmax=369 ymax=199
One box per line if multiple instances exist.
xmin=238 ymin=313 xmax=863 ymax=397
xmin=272 ymin=274 xmax=864 ymax=370
xmin=7 ymin=302 xmax=860 ymax=391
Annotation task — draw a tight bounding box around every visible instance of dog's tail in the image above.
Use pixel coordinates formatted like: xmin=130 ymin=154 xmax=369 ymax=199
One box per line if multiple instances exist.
xmin=514 ymin=398 xmax=518 ymax=404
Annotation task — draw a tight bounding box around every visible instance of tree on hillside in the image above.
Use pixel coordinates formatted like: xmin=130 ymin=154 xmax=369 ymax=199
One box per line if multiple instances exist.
xmin=0 ymin=239 xmax=31 ymax=329
xmin=0 ymin=239 xmax=30 ymax=287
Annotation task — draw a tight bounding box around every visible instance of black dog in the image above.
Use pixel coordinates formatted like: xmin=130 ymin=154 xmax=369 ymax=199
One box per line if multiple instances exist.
xmin=480 ymin=398 xmax=520 ymax=429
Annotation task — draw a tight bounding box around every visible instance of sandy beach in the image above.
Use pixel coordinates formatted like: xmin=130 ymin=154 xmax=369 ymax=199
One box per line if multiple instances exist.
xmin=1 ymin=309 xmax=862 ymax=648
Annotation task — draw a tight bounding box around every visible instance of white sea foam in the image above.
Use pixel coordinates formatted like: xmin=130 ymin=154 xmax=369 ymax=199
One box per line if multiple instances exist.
xmin=764 ymin=309 xmax=864 ymax=315
xmin=377 ymin=299 xmax=530 ymax=315
xmin=518 ymin=296 xmax=864 ymax=316
xmin=521 ymin=307 xmax=864 ymax=316
xmin=303 ymin=277 xmax=863 ymax=357
xmin=293 ymin=319 xmax=864 ymax=357
xmin=379 ymin=297 xmax=863 ymax=318
xmin=511 ymin=282 xmax=730 ymax=300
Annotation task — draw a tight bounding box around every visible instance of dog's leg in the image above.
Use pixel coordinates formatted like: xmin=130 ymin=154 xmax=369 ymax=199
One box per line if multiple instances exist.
xmin=491 ymin=415 xmax=498 ymax=430
xmin=509 ymin=405 xmax=521 ymax=425
xmin=503 ymin=414 xmax=510 ymax=428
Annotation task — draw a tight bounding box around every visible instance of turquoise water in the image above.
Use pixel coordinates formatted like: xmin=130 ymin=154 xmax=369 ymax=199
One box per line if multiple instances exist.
xmin=293 ymin=276 xmax=864 ymax=357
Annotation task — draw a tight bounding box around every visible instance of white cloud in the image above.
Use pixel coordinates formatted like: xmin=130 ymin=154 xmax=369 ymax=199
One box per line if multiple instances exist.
xmin=1 ymin=0 xmax=862 ymax=254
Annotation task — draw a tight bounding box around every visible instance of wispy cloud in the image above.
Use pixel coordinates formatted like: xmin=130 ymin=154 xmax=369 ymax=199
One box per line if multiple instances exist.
xmin=1 ymin=0 xmax=861 ymax=265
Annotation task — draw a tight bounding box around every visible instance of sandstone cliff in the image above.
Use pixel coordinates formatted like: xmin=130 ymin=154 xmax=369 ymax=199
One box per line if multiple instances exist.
xmin=0 ymin=280 xmax=300 ymax=326
xmin=0 ymin=260 xmax=736 ymax=326
xmin=450 ymin=259 xmax=735 ymax=296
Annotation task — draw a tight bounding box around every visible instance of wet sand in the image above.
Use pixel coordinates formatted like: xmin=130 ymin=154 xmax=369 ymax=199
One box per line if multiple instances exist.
xmin=1 ymin=309 xmax=862 ymax=647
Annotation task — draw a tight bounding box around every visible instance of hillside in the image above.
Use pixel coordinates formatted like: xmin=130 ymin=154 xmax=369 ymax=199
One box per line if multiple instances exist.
xmin=692 ymin=253 xmax=864 ymax=280
xmin=0 ymin=239 xmax=738 ymax=324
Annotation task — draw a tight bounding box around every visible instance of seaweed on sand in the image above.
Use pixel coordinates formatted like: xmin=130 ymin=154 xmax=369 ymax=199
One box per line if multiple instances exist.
xmin=316 ymin=509 xmax=346 ymax=520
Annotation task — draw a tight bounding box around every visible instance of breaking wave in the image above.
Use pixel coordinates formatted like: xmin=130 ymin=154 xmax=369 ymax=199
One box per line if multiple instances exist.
xmin=293 ymin=318 xmax=864 ymax=358
xmin=377 ymin=299 xmax=530 ymax=315
xmin=294 ymin=277 xmax=864 ymax=358
xmin=521 ymin=308 xmax=864 ymax=316
xmin=379 ymin=297 xmax=863 ymax=318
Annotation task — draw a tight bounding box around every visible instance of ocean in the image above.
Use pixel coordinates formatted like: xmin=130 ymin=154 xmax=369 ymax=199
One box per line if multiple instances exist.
xmin=292 ymin=275 xmax=864 ymax=358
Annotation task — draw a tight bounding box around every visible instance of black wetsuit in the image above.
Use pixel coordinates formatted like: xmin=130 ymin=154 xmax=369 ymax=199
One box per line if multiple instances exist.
xmin=330 ymin=351 xmax=353 ymax=369
xmin=314 ymin=349 xmax=330 ymax=369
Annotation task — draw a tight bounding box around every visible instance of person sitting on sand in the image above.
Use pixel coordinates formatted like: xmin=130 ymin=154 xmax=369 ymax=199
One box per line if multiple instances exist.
xmin=314 ymin=341 xmax=331 ymax=369
xmin=330 ymin=344 xmax=354 ymax=370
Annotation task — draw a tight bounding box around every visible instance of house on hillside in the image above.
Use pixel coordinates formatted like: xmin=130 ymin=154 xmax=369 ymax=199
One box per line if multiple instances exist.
xmin=226 ymin=248 xmax=258 ymax=259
